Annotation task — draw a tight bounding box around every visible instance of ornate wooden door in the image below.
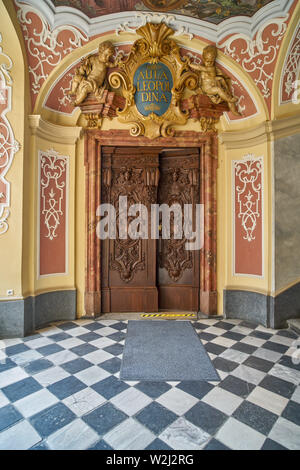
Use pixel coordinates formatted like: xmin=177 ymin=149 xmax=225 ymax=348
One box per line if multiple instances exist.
xmin=101 ymin=147 xmax=159 ymax=313
xmin=157 ymin=149 xmax=200 ymax=311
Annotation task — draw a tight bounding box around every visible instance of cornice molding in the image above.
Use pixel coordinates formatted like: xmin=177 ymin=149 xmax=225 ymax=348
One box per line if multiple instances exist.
xmin=219 ymin=114 xmax=300 ymax=149
xmin=28 ymin=115 xmax=82 ymax=144
xmin=15 ymin=0 xmax=294 ymax=44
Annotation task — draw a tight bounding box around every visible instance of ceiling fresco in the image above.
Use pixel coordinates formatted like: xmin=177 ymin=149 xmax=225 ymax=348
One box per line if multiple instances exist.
xmin=51 ymin=0 xmax=275 ymax=23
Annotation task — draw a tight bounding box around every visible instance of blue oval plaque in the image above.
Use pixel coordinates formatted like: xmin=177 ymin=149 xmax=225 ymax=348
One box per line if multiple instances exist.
xmin=133 ymin=62 xmax=173 ymax=117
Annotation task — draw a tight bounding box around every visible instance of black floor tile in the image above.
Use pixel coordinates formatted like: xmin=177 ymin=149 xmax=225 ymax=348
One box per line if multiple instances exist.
xmin=233 ymin=401 xmax=278 ymax=435
xmin=135 ymin=381 xmax=172 ymax=399
xmin=185 ymin=402 xmax=227 ymax=435
xmin=243 ymin=356 xmax=274 ymax=373
xmin=219 ymin=375 xmax=255 ymax=398
xmin=282 ymin=401 xmax=300 ymax=426
xmin=213 ymin=357 xmax=239 ymax=373
xmin=259 ymin=375 xmax=296 ymax=399
xmin=2 ymin=377 xmax=42 ymax=402
xmin=83 ymin=403 xmax=127 ymax=435
xmin=0 ymin=404 xmax=23 ymax=432
xmin=136 ymin=402 xmax=177 ymax=435
xmin=261 ymin=439 xmax=288 ymax=450
xmin=92 ymin=376 xmax=129 ymax=400
xmin=30 ymin=403 xmax=76 ymax=438
xmin=176 ymin=381 xmax=214 ymax=400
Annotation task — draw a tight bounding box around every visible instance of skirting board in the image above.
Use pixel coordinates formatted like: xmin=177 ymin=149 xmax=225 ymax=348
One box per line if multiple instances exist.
xmin=224 ymin=283 xmax=300 ymax=329
xmin=0 ymin=290 xmax=76 ymax=339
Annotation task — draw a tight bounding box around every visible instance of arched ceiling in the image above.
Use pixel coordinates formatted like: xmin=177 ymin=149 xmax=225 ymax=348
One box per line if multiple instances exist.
xmin=50 ymin=0 xmax=276 ymax=24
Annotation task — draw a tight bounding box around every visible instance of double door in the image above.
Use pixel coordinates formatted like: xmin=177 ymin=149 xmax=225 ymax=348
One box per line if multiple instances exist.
xmin=100 ymin=146 xmax=200 ymax=313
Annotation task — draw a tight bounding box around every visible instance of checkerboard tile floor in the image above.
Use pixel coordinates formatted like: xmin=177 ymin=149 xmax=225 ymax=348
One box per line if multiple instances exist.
xmin=0 ymin=318 xmax=299 ymax=450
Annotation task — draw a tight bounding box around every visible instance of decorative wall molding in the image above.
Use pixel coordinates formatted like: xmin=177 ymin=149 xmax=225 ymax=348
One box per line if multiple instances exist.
xmin=280 ymin=21 xmax=300 ymax=104
xmin=116 ymin=12 xmax=193 ymax=40
xmin=16 ymin=1 xmax=88 ymax=108
xmin=220 ymin=114 xmax=300 ymax=149
xmin=38 ymin=148 xmax=68 ymax=276
xmin=234 ymin=155 xmax=263 ymax=243
xmin=219 ymin=15 xmax=289 ymax=113
xmin=29 ymin=115 xmax=82 ymax=144
xmin=233 ymin=154 xmax=264 ymax=277
xmin=40 ymin=149 xmax=67 ymax=241
xmin=0 ymin=34 xmax=20 ymax=235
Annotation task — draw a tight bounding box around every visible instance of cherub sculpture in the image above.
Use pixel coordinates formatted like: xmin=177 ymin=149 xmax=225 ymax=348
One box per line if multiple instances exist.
xmin=189 ymin=45 xmax=240 ymax=116
xmin=69 ymin=41 xmax=115 ymax=106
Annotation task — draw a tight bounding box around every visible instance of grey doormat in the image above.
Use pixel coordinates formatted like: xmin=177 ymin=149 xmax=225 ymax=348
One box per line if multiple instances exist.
xmin=120 ymin=320 xmax=220 ymax=381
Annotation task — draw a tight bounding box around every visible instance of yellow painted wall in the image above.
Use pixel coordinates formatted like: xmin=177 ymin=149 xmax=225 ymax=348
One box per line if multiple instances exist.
xmin=0 ymin=1 xmax=27 ymax=300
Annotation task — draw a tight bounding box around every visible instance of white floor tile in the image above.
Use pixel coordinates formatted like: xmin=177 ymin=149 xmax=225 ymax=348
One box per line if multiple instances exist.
xmin=269 ymin=363 xmax=300 ymax=385
xmin=104 ymin=418 xmax=155 ymax=450
xmin=34 ymin=366 xmax=70 ymax=387
xmin=231 ymin=326 xmax=253 ymax=336
xmin=269 ymin=335 xmax=295 ymax=347
xmin=58 ymin=338 xmax=85 ymax=350
xmin=231 ymin=365 xmax=265 ymax=385
xmin=63 ymin=388 xmax=106 ymax=417
xmin=216 ymin=418 xmax=266 ymax=450
xmin=269 ymin=417 xmax=300 ymax=450
xmin=0 ymin=390 xmax=9 ymax=409
xmin=1 ymin=338 xmax=23 ymax=347
xmin=241 ymin=337 xmax=266 ymax=348
xmin=46 ymin=350 xmax=78 ymax=366
xmin=211 ymin=337 xmax=236 ymax=348
xmin=0 ymin=420 xmax=42 ymax=450
xmin=90 ymin=337 xmax=115 ymax=349
xmin=291 ymin=386 xmax=300 ymax=404
xmin=66 ymin=327 xmax=92 ymax=337
xmin=202 ymin=387 xmax=243 ymax=415
xmin=247 ymin=386 xmax=288 ymax=415
xmin=159 ymin=417 xmax=210 ymax=450
xmin=252 ymin=348 xmax=282 ymax=363
xmin=82 ymin=349 xmax=113 ymax=365
xmin=156 ymin=388 xmax=198 ymax=416
xmin=10 ymin=350 xmax=42 ymax=365
xmin=110 ymin=387 xmax=152 ymax=416
xmin=46 ymin=419 xmax=99 ymax=450
xmin=219 ymin=349 xmax=249 ymax=364
xmin=38 ymin=326 xmax=63 ymax=336
xmin=14 ymin=389 xmax=59 ymax=418
xmin=95 ymin=327 xmax=117 ymax=336
xmin=204 ymin=327 xmax=228 ymax=336
xmin=0 ymin=367 xmax=28 ymax=388
xmin=24 ymin=337 xmax=53 ymax=349
xmin=75 ymin=365 xmax=110 ymax=386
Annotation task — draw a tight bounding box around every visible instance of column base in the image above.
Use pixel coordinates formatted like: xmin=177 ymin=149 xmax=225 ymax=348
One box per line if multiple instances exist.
xmin=200 ymin=291 xmax=217 ymax=316
xmin=85 ymin=292 xmax=101 ymax=317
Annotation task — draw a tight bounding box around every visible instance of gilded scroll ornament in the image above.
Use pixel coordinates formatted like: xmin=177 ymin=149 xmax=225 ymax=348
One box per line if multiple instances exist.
xmin=109 ymin=22 xmax=198 ymax=139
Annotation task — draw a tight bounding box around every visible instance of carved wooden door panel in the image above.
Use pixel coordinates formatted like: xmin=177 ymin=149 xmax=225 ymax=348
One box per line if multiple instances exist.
xmin=101 ymin=147 xmax=159 ymax=313
xmin=157 ymin=149 xmax=200 ymax=311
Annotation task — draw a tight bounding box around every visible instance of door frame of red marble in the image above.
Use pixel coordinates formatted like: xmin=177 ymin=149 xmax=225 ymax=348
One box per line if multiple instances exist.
xmin=84 ymin=129 xmax=218 ymax=316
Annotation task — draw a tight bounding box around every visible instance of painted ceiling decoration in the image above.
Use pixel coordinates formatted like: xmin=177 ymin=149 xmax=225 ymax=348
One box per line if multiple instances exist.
xmin=50 ymin=0 xmax=276 ymax=24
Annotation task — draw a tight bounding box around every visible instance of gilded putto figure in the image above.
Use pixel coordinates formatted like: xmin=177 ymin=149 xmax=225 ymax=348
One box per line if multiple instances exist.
xmin=69 ymin=41 xmax=115 ymax=106
xmin=189 ymin=45 xmax=240 ymax=116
